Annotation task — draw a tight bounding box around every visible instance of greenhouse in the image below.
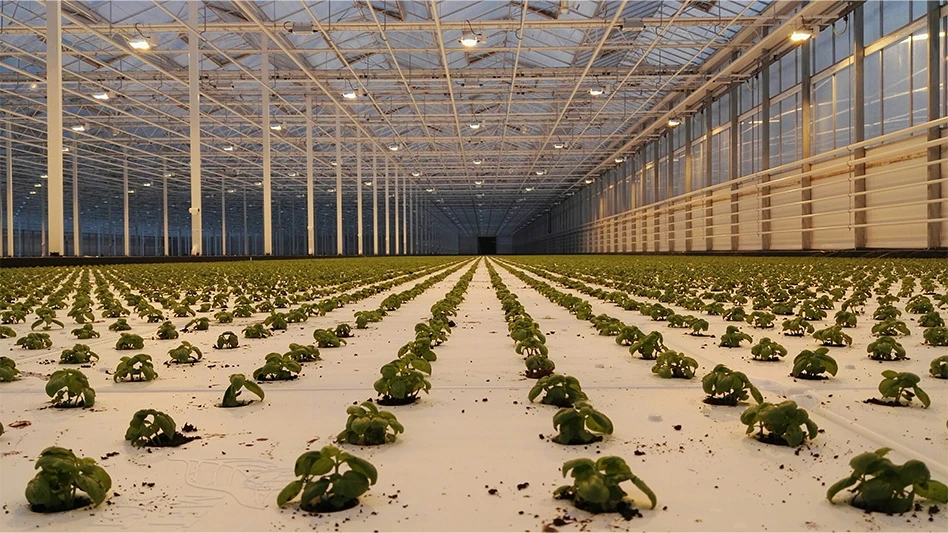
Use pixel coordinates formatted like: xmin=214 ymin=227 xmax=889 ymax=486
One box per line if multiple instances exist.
xmin=0 ymin=1 xmax=946 ymax=532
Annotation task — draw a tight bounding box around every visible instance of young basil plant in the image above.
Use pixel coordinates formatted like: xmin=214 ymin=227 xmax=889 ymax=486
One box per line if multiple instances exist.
xmin=615 ymin=325 xmax=642 ymax=346
xmin=125 ymin=409 xmax=182 ymax=447
xmin=167 ymin=341 xmax=202 ymax=364
xmin=918 ymin=311 xmax=944 ymax=328
xmin=701 ymin=364 xmax=764 ymax=406
xmin=25 ymin=447 xmax=111 ymax=512
xmin=930 ymin=355 xmax=948 ymax=379
xmin=525 ymin=354 xmax=556 ymax=379
xmin=45 ymin=369 xmax=96 ymax=407
xmin=285 ymin=343 xmax=321 ymax=363
xmin=221 ymin=373 xmax=265 ymax=407
xmin=740 ymin=400 xmax=819 ymax=446
xmin=827 ymin=448 xmax=948 ymax=513
xmin=553 ymin=456 xmax=657 ymax=514
xmin=528 ymin=374 xmax=588 ymax=407
xmin=155 ymin=321 xmax=179 ymax=340
xmin=871 ymin=318 xmax=911 ymax=337
xmin=374 ymin=357 xmax=432 ymax=405
xmin=113 ymin=354 xmax=157 ymax=382
xmin=746 ymin=311 xmax=776 ymax=329
xmin=834 ymin=310 xmax=858 ymax=328
xmin=689 ymin=318 xmax=710 ymax=336
xmin=334 ymin=323 xmax=353 ymax=338
xmin=866 ymin=336 xmax=907 ymax=361
xmin=790 ymin=348 xmax=838 ymax=380
xmin=750 ymin=337 xmax=788 ymax=361
xmin=354 ymin=310 xmax=383 ymax=329
xmin=719 ymin=325 xmax=753 ymax=348
xmin=215 ymin=331 xmax=239 ymax=349
xmin=923 ymin=326 xmax=948 ymax=346
xmin=252 ymin=353 xmax=302 ymax=381
xmin=0 ymin=356 xmax=20 ymax=382
xmin=551 ymin=401 xmax=614 ymax=445
xmin=314 ymin=329 xmax=346 ymax=348
xmin=70 ymin=324 xmax=100 ymax=340
xmin=60 ymin=344 xmax=99 ymax=364
xmin=628 ymin=331 xmax=665 ymax=360
xmin=812 ymin=325 xmax=853 ymax=347
xmin=336 ymin=401 xmax=404 ymax=445
xmin=277 ymin=445 xmax=378 ymax=512
xmin=16 ymin=332 xmax=53 ymax=350
xmin=873 ymin=371 xmax=930 ymax=408
xmin=781 ymin=317 xmax=814 ymax=337
xmin=243 ymin=324 xmax=272 ymax=339
xmin=0 ymin=325 xmax=16 ymax=338
xmin=31 ymin=307 xmax=65 ymax=331
xmin=108 ymin=318 xmax=132 ymax=332
xmin=650 ymin=350 xmax=699 ymax=379
xmin=115 ymin=333 xmax=145 ymax=350
xmin=183 ymin=317 xmax=210 ymax=331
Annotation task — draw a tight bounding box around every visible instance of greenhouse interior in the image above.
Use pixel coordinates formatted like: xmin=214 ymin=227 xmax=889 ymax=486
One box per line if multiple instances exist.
xmin=0 ymin=1 xmax=946 ymax=532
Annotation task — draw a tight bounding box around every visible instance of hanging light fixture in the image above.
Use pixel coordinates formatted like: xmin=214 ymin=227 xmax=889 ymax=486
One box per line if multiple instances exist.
xmin=70 ymin=124 xmax=86 ymax=132
xmin=474 ymin=180 xmax=483 ymax=185
xmin=459 ymin=20 xmax=481 ymax=47
xmin=790 ymin=27 xmax=813 ymax=42
xmin=472 ymin=159 xmax=482 ymax=165
xmin=91 ymin=91 xmax=110 ymax=100
xmin=270 ymin=124 xmax=283 ymax=131
xmin=584 ymin=178 xmax=594 ymax=184
xmin=614 ymin=156 xmax=626 ymax=163
xmin=667 ymin=118 xmax=682 ymax=128
xmin=128 ymin=24 xmax=152 ymax=50
xmin=388 ymin=144 xmax=399 ymax=151
xmin=411 ymin=171 xmax=421 ymax=177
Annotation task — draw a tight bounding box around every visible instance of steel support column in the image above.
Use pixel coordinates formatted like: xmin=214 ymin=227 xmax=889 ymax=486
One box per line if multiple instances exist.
xmin=761 ymin=53 xmax=773 ymax=251
xmin=335 ymin=110 xmax=343 ymax=255
xmin=261 ymin=36 xmax=272 ymax=255
xmin=385 ymin=157 xmax=390 ymax=255
xmin=306 ymin=95 xmax=315 ymax=255
xmin=926 ymin=1 xmax=943 ymax=248
xmin=162 ymin=168 xmax=169 ymax=255
xmin=729 ymin=64 xmax=740 ymax=251
xmin=800 ymin=40 xmax=813 ymax=249
xmin=372 ymin=149 xmax=378 ymax=255
xmin=356 ymin=132 xmax=364 ymax=255
xmin=394 ymin=169 xmax=400 ymax=255
xmin=4 ymin=118 xmax=11 ymax=256
xmin=852 ymin=6 xmax=867 ymax=249
xmin=221 ymin=178 xmax=226 ymax=255
xmin=122 ymin=148 xmax=129 ymax=256
xmin=71 ymin=140 xmax=79 ymax=256
xmin=46 ymin=0 xmax=64 ymax=256
xmin=187 ymin=0 xmax=202 ymax=256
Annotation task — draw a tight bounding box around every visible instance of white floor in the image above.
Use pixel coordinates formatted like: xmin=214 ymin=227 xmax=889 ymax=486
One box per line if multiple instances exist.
xmin=0 ymin=259 xmax=945 ymax=532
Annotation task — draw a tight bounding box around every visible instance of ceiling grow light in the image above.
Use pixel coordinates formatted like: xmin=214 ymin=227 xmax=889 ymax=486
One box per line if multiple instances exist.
xmin=128 ymin=24 xmax=152 ymax=50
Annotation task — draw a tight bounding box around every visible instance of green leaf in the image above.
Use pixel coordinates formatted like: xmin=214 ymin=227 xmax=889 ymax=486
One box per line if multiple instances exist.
xmin=333 ymin=470 xmax=370 ymax=499
xmin=826 ymin=475 xmax=858 ymax=502
xmin=914 ymin=479 xmax=948 ymax=503
xmin=277 ymin=480 xmax=304 ymax=507
xmin=913 ymin=386 xmax=931 ymax=408
xmin=630 ymin=475 xmax=657 ymax=509
xmin=309 ymin=456 xmax=335 ymax=477
xmin=345 ymin=457 xmax=378 ymax=485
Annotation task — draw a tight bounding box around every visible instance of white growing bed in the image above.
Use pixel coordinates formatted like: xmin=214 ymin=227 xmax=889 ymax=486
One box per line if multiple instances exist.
xmin=0 ymin=259 xmax=944 ymax=532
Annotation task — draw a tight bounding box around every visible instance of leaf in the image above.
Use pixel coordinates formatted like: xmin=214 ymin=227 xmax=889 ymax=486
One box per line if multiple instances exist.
xmin=913 ymin=386 xmax=931 ymax=408
xmin=915 ymin=479 xmax=948 ymax=503
xmin=74 ymin=473 xmax=107 ymax=505
xmin=345 ymin=457 xmax=378 ymax=485
xmin=333 ymin=470 xmax=370 ymax=499
xmin=309 ymin=456 xmax=335 ymax=477
xmin=826 ymin=474 xmax=858 ymax=502
xmin=277 ymin=480 xmax=304 ymax=507
xmin=630 ymin=475 xmax=658 ymax=509
xmin=300 ymin=478 xmax=331 ymax=504
xmin=585 ymin=411 xmax=613 ymax=435
xmin=243 ymin=380 xmax=265 ymax=401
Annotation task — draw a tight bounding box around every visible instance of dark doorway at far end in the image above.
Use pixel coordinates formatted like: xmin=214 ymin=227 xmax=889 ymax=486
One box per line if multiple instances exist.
xmin=478 ymin=237 xmax=497 ymax=255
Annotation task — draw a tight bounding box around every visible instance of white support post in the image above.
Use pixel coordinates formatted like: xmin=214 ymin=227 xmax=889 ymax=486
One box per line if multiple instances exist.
xmin=262 ymin=36 xmax=273 ymax=255
xmin=162 ymin=168 xmax=169 ymax=255
xmin=5 ymin=117 xmax=11 ymax=256
xmin=394 ymin=169 xmax=400 ymax=255
xmin=384 ymin=157 xmax=390 ymax=255
xmin=122 ymin=148 xmax=130 ymax=256
xmin=187 ymin=0 xmax=203 ymax=256
xmin=335 ymin=110 xmax=343 ymax=255
xmin=71 ymin=140 xmax=79 ymax=256
xmin=46 ymin=0 xmax=64 ymax=256
xmin=401 ymin=172 xmax=407 ymax=254
xmin=306 ymin=95 xmax=315 ymax=255
xmin=356 ymin=132 xmax=363 ymax=255
xmin=221 ymin=177 xmax=226 ymax=255
xmin=372 ymin=150 xmax=378 ymax=255
xmin=242 ymin=188 xmax=248 ymax=255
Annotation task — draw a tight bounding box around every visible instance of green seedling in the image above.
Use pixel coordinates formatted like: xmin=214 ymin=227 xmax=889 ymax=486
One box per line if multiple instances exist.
xmin=16 ymin=332 xmax=53 ymax=350
xmin=930 ymin=355 xmax=948 ymax=379
xmin=873 ymin=305 xmax=901 ymax=321
xmin=221 ymin=373 xmax=265 ymax=407
xmin=867 ymin=336 xmax=907 ymax=361
xmin=31 ymin=307 xmax=64 ymax=331
xmin=0 ymin=356 xmax=21 ymax=381
xmin=871 ymin=318 xmax=910 ymax=337
xmin=45 ymin=369 xmax=95 ymax=407
xmin=615 ymin=325 xmax=643 ymax=346
xmin=252 ymin=353 xmax=302 ymax=381
xmin=243 ymin=324 xmax=272 ymax=339
xmin=922 ymin=326 xmax=948 ymax=346
xmin=373 ymin=357 xmax=432 ymax=405
xmin=813 ymin=325 xmax=852 ymax=347
xmin=723 ymin=307 xmax=748 ymax=322
xmin=70 ymin=324 xmax=99 ymax=340
xmin=918 ymin=311 xmax=944 ymax=328
xmin=551 ymin=401 xmax=613 ymax=445
xmin=215 ymin=331 xmax=239 ymax=349
xmin=872 ymin=371 xmax=930 ymax=408
xmin=834 ymin=310 xmax=858 ymax=328
xmin=125 ymin=409 xmax=193 ymax=447
xmin=701 ymin=364 xmax=763 ymax=405
xmin=354 ymin=310 xmax=383 ymax=329
xmin=277 ymin=445 xmax=378 ymax=512
xmin=781 ymin=317 xmax=814 ymax=337
xmin=553 ymin=456 xmax=656 ymax=515
xmin=740 ymin=400 xmax=818 ymax=446
xmin=650 ymin=350 xmax=698 ymax=379
xmin=286 ymin=343 xmax=321 ymax=363
xmin=214 ymin=311 xmax=234 ymax=324
xmin=689 ymin=318 xmax=710 ymax=336
xmin=628 ymin=331 xmax=665 ymax=360
xmin=528 ymin=374 xmax=588 ymax=407
xmin=525 ymin=354 xmax=556 ymax=378
xmin=167 ymin=342 xmax=202 ymax=364
xmin=113 ymin=354 xmax=157 ymax=382
xmin=0 ymin=325 xmax=15 ymax=338
xmin=827 ymin=448 xmax=947 ymax=513
xmin=264 ymin=312 xmax=288 ymax=331
xmin=791 ymin=348 xmax=838 ymax=380
xmin=336 ymin=401 xmax=404 ymax=445
xmin=719 ymin=325 xmax=752 ymax=348
xmin=25 ymin=447 xmax=111 ymax=512
xmin=314 ymin=329 xmax=346 ymax=348
xmin=750 ymin=337 xmax=788 ymax=361
xmin=906 ymin=296 xmax=935 ymax=314
xmin=115 ymin=333 xmax=144 ymax=350
xmin=334 ymin=323 xmax=353 ymax=338
xmin=183 ymin=317 xmax=210 ymax=331
xmin=746 ymin=311 xmax=776 ymax=329
xmin=155 ymin=321 xmax=179 ymax=340
xmin=108 ymin=319 xmax=132 ymax=331
xmin=60 ymin=344 xmax=99 ymax=364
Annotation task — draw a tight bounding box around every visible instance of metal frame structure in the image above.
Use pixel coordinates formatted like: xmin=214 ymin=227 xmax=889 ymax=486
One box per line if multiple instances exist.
xmin=0 ymin=1 xmax=939 ymax=256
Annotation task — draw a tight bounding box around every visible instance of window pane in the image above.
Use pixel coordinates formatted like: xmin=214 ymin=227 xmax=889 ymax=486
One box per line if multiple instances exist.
xmin=836 ymin=65 xmax=853 ymax=147
xmin=911 ymin=32 xmax=927 ymax=126
xmin=882 ymin=0 xmax=911 ymax=36
xmin=881 ymin=40 xmax=911 ymax=134
xmin=865 ymin=50 xmax=883 ymax=139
